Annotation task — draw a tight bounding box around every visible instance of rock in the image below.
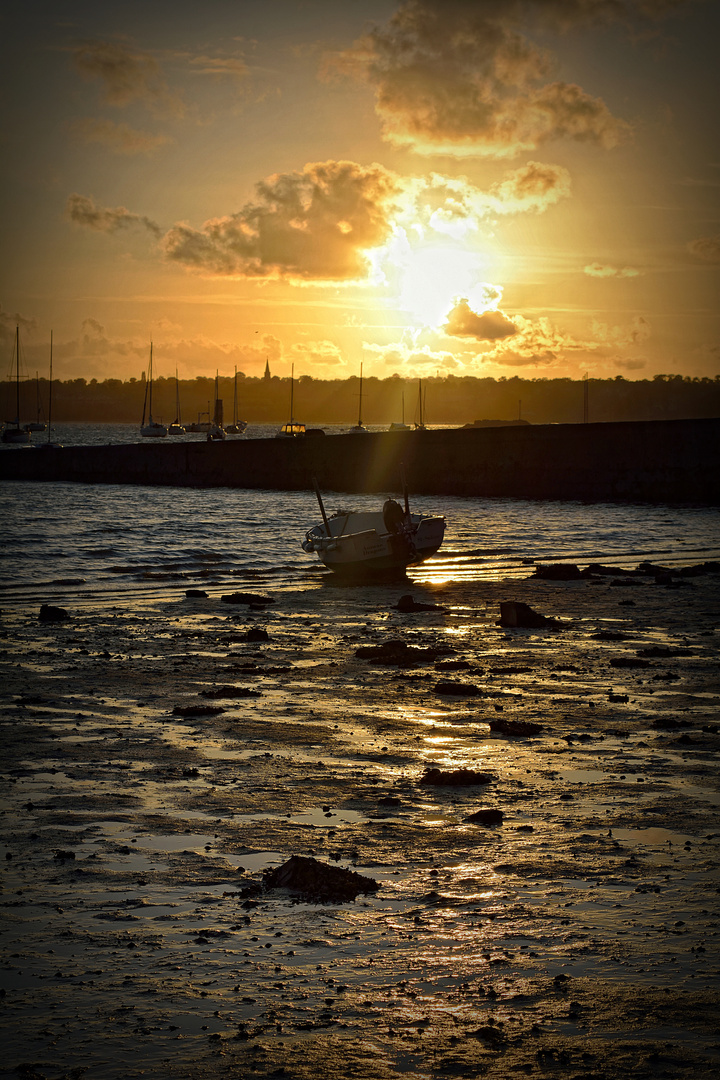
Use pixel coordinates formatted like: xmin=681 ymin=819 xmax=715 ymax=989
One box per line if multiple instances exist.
xmin=489 ymin=718 xmax=543 ymax=736
xmin=434 ymin=680 xmax=482 ymax=696
xmin=499 ymin=602 xmax=561 ymax=629
xmin=221 ymin=592 xmax=274 ymax=606
xmin=39 ymin=604 xmax=70 ymax=623
xmin=591 ymin=630 xmax=627 ymax=641
xmin=609 ymin=578 xmax=643 ymax=587
xmin=530 ymin=563 xmax=586 ymax=581
xmin=244 ymin=627 xmax=269 ymax=642
xmin=199 ymin=686 xmax=261 ymax=699
xmin=355 ymin=640 xmax=449 ymax=666
xmin=637 ymin=645 xmax=684 ymax=658
xmin=263 ymin=855 xmax=379 ymax=903
xmin=185 ymin=589 xmax=208 ymax=598
xmin=609 ymin=656 xmax=651 ymax=668
xmin=395 ymin=594 xmax=446 ymax=612
xmin=420 ymin=767 xmax=492 ymax=787
xmin=172 ymin=704 xmax=225 ymax=717
xmin=53 ymin=849 xmax=75 ymax=860
xmin=464 ymin=808 xmax=504 ymax=825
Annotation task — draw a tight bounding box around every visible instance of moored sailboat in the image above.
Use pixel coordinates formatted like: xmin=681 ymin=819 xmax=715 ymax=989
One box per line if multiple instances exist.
xmin=276 ymin=364 xmax=306 ymax=437
xmin=389 ymin=389 xmax=410 ymax=431
xmin=225 ymin=366 xmax=247 ymax=435
xmin=348 ymin=362 xmax=368 ymax=433
xmin=167 ymin=368 xmax=185 ymax=434
xmin=2 ymin=325 xmax=31 ymax=444
xmin=140 ymin=343 xmax=168 ymax=438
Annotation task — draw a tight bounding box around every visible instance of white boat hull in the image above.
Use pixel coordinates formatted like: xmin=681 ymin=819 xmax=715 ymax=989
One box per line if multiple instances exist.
xmin=302 ymin=508 xmax=445 ymax=575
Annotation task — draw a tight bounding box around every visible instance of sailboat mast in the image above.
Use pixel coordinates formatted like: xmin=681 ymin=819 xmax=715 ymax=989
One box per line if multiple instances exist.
xmin=148 ymin=343 xmax=153 ymax=420
xmin=290 ymin=363 xmax=294 ymax=423
xmin=47 ymin=331 xmax=53 ymax=443
xmin=233 ymin=366 xmax=238 ymax=425
xmin=358 ymin=362 xmax=363 ymax=427
xmin=15 ymin=325 xmax=20 ymax=424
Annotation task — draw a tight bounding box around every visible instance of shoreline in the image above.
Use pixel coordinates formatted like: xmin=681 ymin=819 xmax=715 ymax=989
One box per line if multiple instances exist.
xmin=1 ymin=558 xmax=719 ymax=1078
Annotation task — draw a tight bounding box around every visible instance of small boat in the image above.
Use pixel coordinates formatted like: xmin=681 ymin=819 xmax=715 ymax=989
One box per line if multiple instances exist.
xmin=348 ymin=363 xmax=368 ymax=433
xmin=2 ymin=325 xmax=31 ymax=444
xmin=302 ymin=476 xmax=445 ymax=576
xmin=414 ymin=379 xmax=426 ymax=430
xmin=24 ymin=371 xmax=47 ymax=432
xmin=225 ymin=366 xmax=248 ymax=435
xmin=276 ymin=364 xmax=305 ymax=437
xmin=167 ymin=368 xmax=185 ymax=434
xmin=140 ymin=343 xmax=167 ymax=438
xmin=389 ymin=389 xmax=410 ymax=431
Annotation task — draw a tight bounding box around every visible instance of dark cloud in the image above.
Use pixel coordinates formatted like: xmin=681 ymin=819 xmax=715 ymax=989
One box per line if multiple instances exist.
xmin=444 ymin=300 xmax=518 ymax=340
xmin=73 ymin=39 xmax=184 ymax=117
xmin=66 ymin=194 xmax=162 ymax=237
xmin=333 ymin=0 xmax=686 ymax=156
xmin=161 ymin=160 xmax=402 ymax=280
xmin=72 ymin=119 xmax=172 ymax=156
xmin=687 ymin=235 xmax=720 ymax=263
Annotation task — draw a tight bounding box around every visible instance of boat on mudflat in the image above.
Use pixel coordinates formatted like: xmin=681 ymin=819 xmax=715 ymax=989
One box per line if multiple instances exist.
xmin=302 ymin=479 xmax=445 ymax=576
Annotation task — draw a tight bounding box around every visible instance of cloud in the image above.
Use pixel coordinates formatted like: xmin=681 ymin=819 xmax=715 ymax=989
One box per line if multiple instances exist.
xmin=444 ymin=300 xmax=517 ymax=340
xmin=615 ymin=357 xmax=647 ymax=370
xmin=584 ymin=262 xmax=640 ymax=277
xmin=486 ymin=161 xmax=571 ymax=213
xmin=72 ymin=118 xmax=172 ymax=155
xmin=73 ymin=39 xmax=184 ymax=117
xmin=687 ymin=235 xmax=720 ymax=263
xmin=188 ymin=55 xmax=249 ymax=82
xmin=66 ymin=193 xmax=162 ymax=237
xmin=333 ymin=0 xmax=636 ymax=157
xmin=0 ymin=306 xmax=38 ymax=346
xmin=291 ymin=340 xmax=344 ymax=367
xmin=161 ymin=160 xmax=403 ymax=280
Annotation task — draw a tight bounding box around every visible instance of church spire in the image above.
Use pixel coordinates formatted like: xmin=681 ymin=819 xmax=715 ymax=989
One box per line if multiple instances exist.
xmin=263 ymin=357 xmax=271 ymax=381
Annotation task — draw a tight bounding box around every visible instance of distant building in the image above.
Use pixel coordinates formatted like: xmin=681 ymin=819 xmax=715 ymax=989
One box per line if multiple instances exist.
xmin=264 ymin=358 xmax=271 ymax=381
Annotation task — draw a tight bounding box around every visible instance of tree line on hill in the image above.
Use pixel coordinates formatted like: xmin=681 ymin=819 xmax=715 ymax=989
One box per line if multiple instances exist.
xmin=4 ymin=372 xmax=719 ymax=427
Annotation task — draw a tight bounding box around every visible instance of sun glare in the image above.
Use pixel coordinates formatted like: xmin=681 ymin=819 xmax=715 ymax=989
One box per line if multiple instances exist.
xmin=392 ymin=240 xmax=484 ymax=327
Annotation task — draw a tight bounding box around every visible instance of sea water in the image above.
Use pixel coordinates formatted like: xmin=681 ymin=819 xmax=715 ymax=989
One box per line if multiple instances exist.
xmin=1 ymin=440 xmax=718 ymax=606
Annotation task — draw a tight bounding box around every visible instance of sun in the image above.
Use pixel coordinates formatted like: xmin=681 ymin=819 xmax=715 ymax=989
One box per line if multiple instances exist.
xmin=380 ymin=233 xmax=486 ymax=328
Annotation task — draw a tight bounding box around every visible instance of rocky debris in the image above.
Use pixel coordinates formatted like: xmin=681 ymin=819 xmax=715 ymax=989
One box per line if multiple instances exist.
xmin=395 ymin=594 xmax=446 ymax=613
xmin=610 ymin=578 xmax=644 ymax=587
xmin=172 ymin=703 xmax=225 ymax=717
xmin=420 ymin=767 xmax=493 ymax=787
xmin=185 ymin=589 xmax=208 ymax=598
xmin=591 ymin=630 xmax=628 ymax=641
xmin=244 ymin=627 xmax=269 ymax=642
xmin=610 ymin=656 xmax=651 ymax=668
xmin=435 ymin=658 xmax=473 ymax=670
xmin=434 ymin=680 xmax=482 ymax=696
xmin=607 ymin=692 xmax=629 ymax=703
xmin=652 ymin=717 xmax=692 ymax=729
xmin=39 ymin=604 xmax=70 ymax=623
xmin=531 ymin=563 xmax=588 ymax=580
xmin=199 ymin=686 xmax=261 ymax=699
xmin=471 ymin=1025 xmax=507 ymax=1046
xmin=221 ymin=592 xmax=274 ymax=606
xmin=263 ymin=855 xmax=379 ymax=903
xmin=499 ymin=601 xmax=562 ymax=629
xmin=53 ymin=849 xmax=75 ymax=860
xmin=464 ymin=808 xmax=504 ymax=825
xmin=355 ymin=639 xmax=450 ymax=666
xmin=638 ymin=645 xmax=685 ymax=658
xmin=489 ymin=718 xmax=543 ymax=736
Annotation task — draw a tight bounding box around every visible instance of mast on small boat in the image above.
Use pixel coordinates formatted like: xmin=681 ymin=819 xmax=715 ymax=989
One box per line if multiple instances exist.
xmin=414 ymin=379 xmax=426 ymax=430
xmin=2 ymin=325 xmax=31 ymax=444
xmin=47 ymin=331 xmax=53 ymax=443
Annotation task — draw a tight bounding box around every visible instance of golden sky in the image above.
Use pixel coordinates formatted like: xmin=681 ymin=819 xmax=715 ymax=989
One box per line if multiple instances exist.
xmin=1 ymin=0 xmax=718 ymax=382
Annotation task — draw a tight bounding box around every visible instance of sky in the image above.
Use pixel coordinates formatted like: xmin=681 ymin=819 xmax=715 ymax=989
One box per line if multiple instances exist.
xmin=1 ymin=0 xmax=718 ymax=383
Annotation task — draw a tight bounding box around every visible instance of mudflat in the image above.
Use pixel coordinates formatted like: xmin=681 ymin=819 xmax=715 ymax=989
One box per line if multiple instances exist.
xmin=1 ymin=565 xmax=719 ymax=1079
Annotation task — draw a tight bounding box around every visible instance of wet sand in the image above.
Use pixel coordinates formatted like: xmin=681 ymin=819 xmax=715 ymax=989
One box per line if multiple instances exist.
xmin=1 ymin=565 xmax=719 ymax=1079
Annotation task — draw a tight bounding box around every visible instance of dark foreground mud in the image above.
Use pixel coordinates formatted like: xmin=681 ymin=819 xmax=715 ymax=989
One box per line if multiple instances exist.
xmin=1 ymin=566 xmax=719 ymax=1079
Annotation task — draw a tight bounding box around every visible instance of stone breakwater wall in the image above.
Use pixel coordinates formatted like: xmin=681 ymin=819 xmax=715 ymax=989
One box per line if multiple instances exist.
xmin=3 ymin=417 xmax=719 ymax=504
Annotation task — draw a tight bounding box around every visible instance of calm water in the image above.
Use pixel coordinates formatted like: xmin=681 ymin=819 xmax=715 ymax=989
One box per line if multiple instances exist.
xmin=1 ymin=438 xmax=718 ymax=606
